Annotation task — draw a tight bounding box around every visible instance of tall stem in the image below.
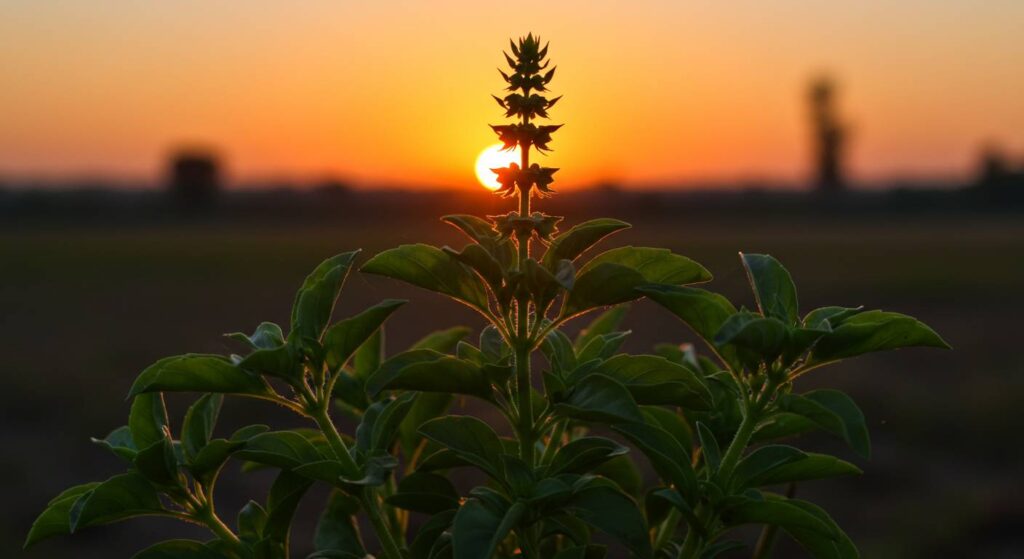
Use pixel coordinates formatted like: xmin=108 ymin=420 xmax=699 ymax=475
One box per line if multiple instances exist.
xmin=515 ymin=343 xmax=534 ymax=466
xmin=197 ymin=506 xmax=242 ymax=548
xmin=312 ymin=405 xmax=361 ymax=476
xmin=514 ymin=113 xmax=535 ymax=466
xmin=312 ymin=404 xmax=403 ymax=559
xmin=362 ymin=487 xmax=405 ymax=559
xmin=677 ymin=401 xmax=762 ymax=559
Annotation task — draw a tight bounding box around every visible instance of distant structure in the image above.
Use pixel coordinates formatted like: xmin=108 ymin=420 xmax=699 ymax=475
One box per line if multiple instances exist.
xmin=974 ymin=145 xmax=1024 ymax=203
xmin=167 ymin=148 xmax=221 ymax=210
xmin=808 ymin=76 xmax=848 ymax=193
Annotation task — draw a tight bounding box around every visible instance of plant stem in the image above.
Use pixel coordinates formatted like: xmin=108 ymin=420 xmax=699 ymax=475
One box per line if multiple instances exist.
xmin=515 ymin=343 xmax=534 ymax=465
xmin=312 ymin=403 xmax=403 ymax=559
xmin=514 ymin=127 xmax=536 ymax=465
xmin=196 ymin=506 xmax=242 ymax=548
xmin=361 ymin=487 xmax=405 ymax=559
xmin=678 ymin=401 xmax=763 ymax=559
xmin=717 ymin=407 xmax=759 ymax=483
xmin=653 ymin=508 xmax=682 ymax=551
xmin=538 ymin=419 xmax=566 ymax=466
xmin=311 ymin=404 xmax=361 ymax=476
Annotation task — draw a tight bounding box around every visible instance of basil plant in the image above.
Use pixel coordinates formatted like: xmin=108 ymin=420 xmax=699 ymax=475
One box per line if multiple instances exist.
xmin=27 ymin=34 xmax=948 ymax=559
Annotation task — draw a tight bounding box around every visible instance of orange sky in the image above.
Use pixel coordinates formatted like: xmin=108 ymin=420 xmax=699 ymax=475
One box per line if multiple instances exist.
xmin=1 ymin=1 xmax=1023 ymax=189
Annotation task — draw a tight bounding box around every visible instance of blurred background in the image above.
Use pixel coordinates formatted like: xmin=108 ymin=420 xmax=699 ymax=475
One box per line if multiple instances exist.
xmin=2 ymin=1 xmax=1022 ymax=557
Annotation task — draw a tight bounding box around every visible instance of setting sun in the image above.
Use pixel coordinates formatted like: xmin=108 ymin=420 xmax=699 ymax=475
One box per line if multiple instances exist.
xmin=474 ymin=144 xmax=521 ymax=190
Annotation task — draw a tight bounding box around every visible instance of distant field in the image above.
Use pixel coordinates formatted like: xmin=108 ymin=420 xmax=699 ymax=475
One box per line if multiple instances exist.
xmin=3 ymin=213 xmax=1022 ymax=558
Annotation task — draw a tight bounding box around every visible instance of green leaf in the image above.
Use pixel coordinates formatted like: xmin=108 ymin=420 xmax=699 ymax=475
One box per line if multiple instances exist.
xmin=227 ymin=321 xmax=285 ymax=350
xmin=776 ymin=497 xmax=859 ymax=559
xmin=237 ymin=343 xmax=297 ymax=383
xmin=697 ymin=422 xmax=721 ymax=472
xmin=351 ymin=327 xmax=384 ymax=380
xmin=564 ymin=247 xmax=710 ymax=318
xmin=574 ymin=354 xmax=712 ymax=410
xmin=413 ymin=326 xmax=473 ymax=352
xmin=740 ymin=253 xmax=799 ymax=324
xmin=641 ymin=405 xmax=693 ymax=450
xmin=584 ymin=246 xmax=710 ymax=286
xmin=128 ymin=355 xmax=272 ymax=398
xmin=541 ymin=218 xmax=631 ymax=270
xmin=181 ymin=394 xmax=223 ymax=460
xmin=419 ymin=416 xmax=505 ymax=480
xmin=443 ymin=214 xmax=501 ymax=243
xmin=731 ymin=445 xmax=806 ymax=490
xmin=189 ymin=426 xmax=267 ymax=482
xmin=780 ymin=390 xmax=870 ymax=458
xmin=234 ymin=431 xmax=325 ymax=470
xmin=714 ymin=314 xmax=789 ymax=363
xmin=91 ymin=425 xmax=137 ymax=461
xmin=365 ymin=349 xmax=492 ymax=399
xmin=566 ymin=477 xmax=653 ymax=558
xmin=24 ymin=482 xmax=100 ymax=547
xmin=524 ymin=257 xmax=563 ymax=308
xmin=612 ymin=421 xmax=697 ymax=500
xmin=479 ymin=325 xmax=509 ymax=362
xmin=290 ymin=251 xmax=360 ymax=342
xmin=576 ymin=331 xmax=630 ymax=363
xmin=237 ymin=500 xmax=267 ymax=541
xmin=263 ymin=470 xmax=314 ymax=546
xmin=573 ymin=305 xmax=629 ymax=352
xmin=131 ymin=540 xmax=226 ymax=559
xmin=314 ymin=491 xmax=366 ymax=557
xmin=130 ymin=540 xmax=225 ymax=559
xmin=593 ymin=454 xmax=643 ymax=497
xmin=555 ymin=374 xmax=643 ymax=424
xmin=399 ymin=392 xmax=453 ymax=456
xmin=747 ymin=453 xmax=862 ymax=487
xmin=452 ymin=497 xmax=523 ymax=559
xmin=361 ymin=244 xmax=489 ymax=312
xmin=443 ymin=214 xmax=517 ymax=269
xmin=323 ymin=299 xmax=406 ymax=372
xmin=128 ymin=393 xmax=169 ymax=450
xmin=802 ymin=306 xmax=863 ymax=331
xmin=68 ymin=473 xmax=166 ymax=532
xmin=362 ymin=392 xmax=417 ymax=452
xmin=636 ymin=285 xmax=739 ymax=365
xmin=387 ymin=472 xmax=460 ymax=513
xmin=647 ymin=487 xmax=701 ymax=533
xmin=542 ymin=329 xmax=577 ymax=375
xmin=546 ymin=437 xmax=630 ymax=476
xmin=807 ymin=310 xmax=949 ymax=366
xmin=563 ymin=263 xmax=645 ymax=318
xmin=752 ymin=412 xmax=818 ymax=442
xmin=445 ymin=243 xmax=505 ymax=288
xmin=720 ymin=494 xmax=834 ymax=538
xmin=411 ymin=509 xmax=456 ymax=559
xmin=134 ymin=439 xmax=179 ymax=487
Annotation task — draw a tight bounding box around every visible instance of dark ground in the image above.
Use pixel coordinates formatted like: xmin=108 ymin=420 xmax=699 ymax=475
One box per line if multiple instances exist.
xmin=3 ymin=210 xmax=1022 ymax=558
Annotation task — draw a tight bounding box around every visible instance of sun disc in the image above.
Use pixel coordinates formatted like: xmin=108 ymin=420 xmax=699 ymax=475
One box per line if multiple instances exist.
xmin=475 ymin=144 xmax=521 ymax=190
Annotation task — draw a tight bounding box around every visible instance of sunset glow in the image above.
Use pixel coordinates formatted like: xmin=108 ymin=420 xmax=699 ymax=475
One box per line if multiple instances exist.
xmin=475 ymin=145 xmax=521 ymax=190
xmin=1 ymin=1 xmax=1022 ymax=189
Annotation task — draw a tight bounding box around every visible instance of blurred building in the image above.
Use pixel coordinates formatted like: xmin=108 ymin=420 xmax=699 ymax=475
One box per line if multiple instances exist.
xmin=977 ymin=147 xmax=1024 ymax=189
xmin=808 ymin=76 xmax=848 ymax=194
xmin=167 ymin=149 xmax=222 ymax=210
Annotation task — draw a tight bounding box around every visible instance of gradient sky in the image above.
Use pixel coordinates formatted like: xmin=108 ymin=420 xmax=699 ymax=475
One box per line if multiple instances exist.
xmin=2 ymin=1 xmax=1022 ymax=189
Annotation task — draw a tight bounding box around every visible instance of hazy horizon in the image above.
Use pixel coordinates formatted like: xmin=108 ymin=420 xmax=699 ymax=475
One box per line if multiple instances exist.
xmin=2 ymin=1 xmax=1023 ymax=190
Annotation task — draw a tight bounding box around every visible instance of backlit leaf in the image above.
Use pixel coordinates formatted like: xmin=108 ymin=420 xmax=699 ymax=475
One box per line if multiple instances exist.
xmin=128 ymin=354 xmax=272 ymax=398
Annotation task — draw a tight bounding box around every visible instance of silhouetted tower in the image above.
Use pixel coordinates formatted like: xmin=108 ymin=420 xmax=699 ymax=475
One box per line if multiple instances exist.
xmin=168 ymin=149 xmax=221 ymax=210
xmin=808 ymin=76 xmax=847 ymax=193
